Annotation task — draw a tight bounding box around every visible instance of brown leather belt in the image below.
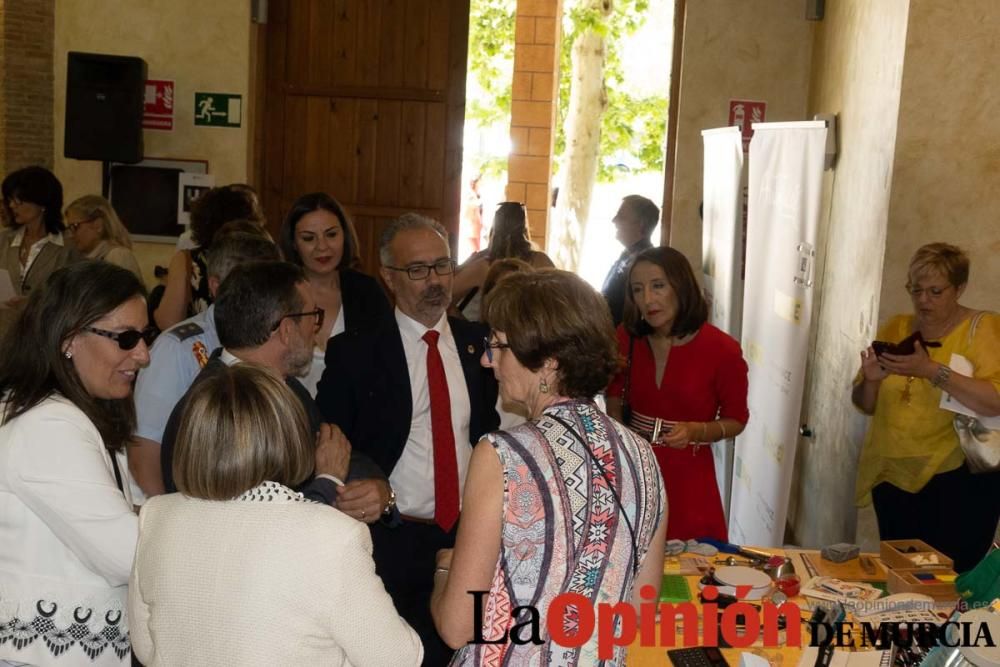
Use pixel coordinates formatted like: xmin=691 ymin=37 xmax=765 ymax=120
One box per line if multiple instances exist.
xmin=399 ymin=514 xmax=437 ymax=525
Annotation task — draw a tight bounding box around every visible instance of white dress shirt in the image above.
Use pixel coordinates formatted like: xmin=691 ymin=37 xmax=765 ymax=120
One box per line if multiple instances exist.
xmin=389 ymin=309 xmax=471 ymax=519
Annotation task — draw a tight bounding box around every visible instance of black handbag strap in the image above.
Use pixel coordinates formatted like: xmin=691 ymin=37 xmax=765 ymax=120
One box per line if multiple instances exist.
xmin=457 ymin=285 xmax=480 ymax=312
xmin=622 ymin=334 xmax=635 ymax=406
xmin=110 ymin=450 xmax=125 ymax=494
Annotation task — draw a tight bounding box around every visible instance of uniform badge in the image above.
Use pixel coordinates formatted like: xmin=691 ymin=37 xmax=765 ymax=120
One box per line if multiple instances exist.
xmin=192 ymin=341 xmax=209 ymax=368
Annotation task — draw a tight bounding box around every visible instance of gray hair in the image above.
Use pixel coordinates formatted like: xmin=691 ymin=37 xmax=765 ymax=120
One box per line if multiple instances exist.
xmin=378 ymin=213 xmax=449 ymax=267
xmin=206 ymin=232 xmax=280 ymax=282
xmin=622 ymin=194 xmax=660 ymax=235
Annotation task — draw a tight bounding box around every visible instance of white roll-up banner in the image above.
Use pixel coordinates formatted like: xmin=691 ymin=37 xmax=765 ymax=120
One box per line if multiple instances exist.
xmin=701 ymin=126 xmax=745 ymax=520
xmin=728 ymin=121 xmax=827 ymax=547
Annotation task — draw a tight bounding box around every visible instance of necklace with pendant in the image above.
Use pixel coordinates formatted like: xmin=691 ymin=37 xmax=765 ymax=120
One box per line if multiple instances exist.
xmin=901 ymin=375 xmax=915 ymax=405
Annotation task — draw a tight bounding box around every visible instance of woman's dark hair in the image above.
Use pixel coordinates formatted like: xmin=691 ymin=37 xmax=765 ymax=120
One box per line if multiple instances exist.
xmin=485 ymin=269 xmax=618 ymax=399
xmin=624 ymin=246 xmax=708 ymax=338
xmin=279 ymin=192 xmax=360 ymax=271
xmin=487 ymin=202 xmax=532 ymax=261
xmin=0 ymin=261 xmax=147 ymax=452
xmin=189 ymin=185 xmax=264 ymax=248
xmin=1 ymin=166 xmax=65 ymax=233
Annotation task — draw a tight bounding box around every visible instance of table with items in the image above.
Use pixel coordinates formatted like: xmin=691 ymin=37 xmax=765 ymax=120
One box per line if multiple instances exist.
xmin=625 ymin=540 xmax=1000 ymax=667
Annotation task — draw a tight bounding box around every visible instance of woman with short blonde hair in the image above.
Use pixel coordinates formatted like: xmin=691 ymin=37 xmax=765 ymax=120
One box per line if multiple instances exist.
xmin=65 ymin=194 xmax=143 ymax=282
xmin=129 ymin=363 xmax=421 ymax=666
xmin=853 ymin=242 xmax=1000 ymax=572
xmin=171 ymin=363 xmax=314 ymax=499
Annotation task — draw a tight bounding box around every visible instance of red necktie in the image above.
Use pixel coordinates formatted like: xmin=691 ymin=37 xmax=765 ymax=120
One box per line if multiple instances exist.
xmin=423 ymin=330 xmax=459 ymax=532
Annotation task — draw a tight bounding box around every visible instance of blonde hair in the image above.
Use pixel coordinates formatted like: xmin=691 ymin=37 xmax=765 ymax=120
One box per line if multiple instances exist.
xmin=908 ymin=242 xmax=970 ymax=287
xmin=64 ymin=194 xmax=133 ymax=249
xmin=173 ymin=363 xmax=314 ymax=500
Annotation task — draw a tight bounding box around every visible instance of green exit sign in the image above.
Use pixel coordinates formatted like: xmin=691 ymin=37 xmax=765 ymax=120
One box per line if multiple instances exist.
xmin=194 ymin=92 xmax=242 ymax=127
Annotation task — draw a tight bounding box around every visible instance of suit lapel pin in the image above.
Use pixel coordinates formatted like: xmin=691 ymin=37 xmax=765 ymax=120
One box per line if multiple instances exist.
xmin=467 ymin=344 xmax=475 ymax=355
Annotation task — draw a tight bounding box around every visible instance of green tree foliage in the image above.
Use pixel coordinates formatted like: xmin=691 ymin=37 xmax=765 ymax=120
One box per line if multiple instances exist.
xmin=465 ymin=0 xmax=667 ymax=181
xmin=555 ymin=0 xmax=667 ymax=180
xmin=466 ymin=0 xmax=516 ymax=178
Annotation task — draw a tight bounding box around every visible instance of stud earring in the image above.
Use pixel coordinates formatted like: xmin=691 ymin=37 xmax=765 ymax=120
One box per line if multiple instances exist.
xmin=64 ymin=351 xmax=72 ymax=359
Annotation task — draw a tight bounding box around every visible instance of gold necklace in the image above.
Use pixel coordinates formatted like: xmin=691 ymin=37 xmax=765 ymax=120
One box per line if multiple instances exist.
xmin=900 ymin=375 xmax=917 ymax=405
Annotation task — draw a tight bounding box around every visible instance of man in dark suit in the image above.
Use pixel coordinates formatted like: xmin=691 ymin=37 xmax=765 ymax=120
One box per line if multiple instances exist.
xmin=601 ymin=194 xmax=659 ymax=326
xmin=317 ymin=213 xmax=499 ymax=666
xmin=159 ymin=260 xmax=384 ymax=503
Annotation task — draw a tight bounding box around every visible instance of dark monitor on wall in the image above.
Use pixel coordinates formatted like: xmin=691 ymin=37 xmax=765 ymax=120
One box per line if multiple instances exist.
xmin=107 ymin=158 xmax=209 ymax=242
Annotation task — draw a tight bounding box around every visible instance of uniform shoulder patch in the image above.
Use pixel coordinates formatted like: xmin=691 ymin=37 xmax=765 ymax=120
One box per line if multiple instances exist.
xmin=168 ymin=322 xmax=205 ymax=341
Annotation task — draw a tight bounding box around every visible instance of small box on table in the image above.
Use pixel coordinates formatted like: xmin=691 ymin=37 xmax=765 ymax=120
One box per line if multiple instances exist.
xmin=879 ymin=539 xmax=954 ymax=570
xmin=886 ymin=567 xmax=959 ymax=600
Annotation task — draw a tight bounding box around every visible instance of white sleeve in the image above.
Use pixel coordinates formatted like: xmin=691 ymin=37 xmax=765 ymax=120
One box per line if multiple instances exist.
xmin=8 ymin=408 xmax=138 ymax=585
xmin=323 ymin=521 xmax=424 ymax=666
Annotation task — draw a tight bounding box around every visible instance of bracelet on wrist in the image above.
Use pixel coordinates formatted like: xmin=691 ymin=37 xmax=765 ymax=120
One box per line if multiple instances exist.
xmin=930 ymin=364 xmax=952 ymax=388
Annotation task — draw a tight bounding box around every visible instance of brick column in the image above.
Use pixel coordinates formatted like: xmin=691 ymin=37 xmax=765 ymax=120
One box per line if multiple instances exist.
xmin=507 ymin=0 xmax=561 ymax=249
xmin=0 ymin=0 xmax=56 ymax=175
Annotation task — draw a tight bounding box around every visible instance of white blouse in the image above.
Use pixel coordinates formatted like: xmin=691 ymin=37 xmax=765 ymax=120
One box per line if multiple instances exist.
xmin=0 ymin=395 xmax=137 ymax=666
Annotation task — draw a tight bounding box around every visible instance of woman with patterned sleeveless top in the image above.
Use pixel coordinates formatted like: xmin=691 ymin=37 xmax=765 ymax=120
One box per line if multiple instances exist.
xmin=431 ymin=270 xmax=667 ymax=666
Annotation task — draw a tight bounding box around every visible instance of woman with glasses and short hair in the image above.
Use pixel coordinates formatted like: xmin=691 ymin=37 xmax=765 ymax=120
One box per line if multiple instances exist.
xmin=0 ymin=261 xmax=153 ymax=666
xmin=853 ymin=242 xmax=1000 ymax=572
xmin=450 ymin=201 xmax=554 ymax=321
xmin=129 ymin=363 xmax=422 ymax=666
xmin=65 ymin=194 xmax=143 ymax=282
xmin=279 ymin=192 xmax=392 ymax=396
xmin=431 ymin=270 xmax=666 ymax=666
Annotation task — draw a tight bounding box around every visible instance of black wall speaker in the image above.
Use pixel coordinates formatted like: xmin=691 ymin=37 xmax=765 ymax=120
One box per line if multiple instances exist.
xmin=64 ymin=52 xmax=147 ymax=164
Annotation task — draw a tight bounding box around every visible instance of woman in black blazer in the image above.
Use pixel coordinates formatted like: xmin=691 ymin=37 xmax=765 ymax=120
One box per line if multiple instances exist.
xmin=279 ymin=193 xmax=392 ymax=396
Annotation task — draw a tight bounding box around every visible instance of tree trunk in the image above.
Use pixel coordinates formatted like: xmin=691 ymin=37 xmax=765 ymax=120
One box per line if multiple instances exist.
xmin=548 ymin=0 xmax=611 ymax=271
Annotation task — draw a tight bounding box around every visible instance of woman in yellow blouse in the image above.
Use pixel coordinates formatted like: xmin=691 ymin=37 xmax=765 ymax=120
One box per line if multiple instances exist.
xmin=853 ymin=243 xmax=1000 ymax=573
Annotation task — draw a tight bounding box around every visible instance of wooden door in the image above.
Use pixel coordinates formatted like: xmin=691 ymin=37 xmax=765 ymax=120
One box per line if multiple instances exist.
xmin=260 ymin=0 xmax=471 ymax=273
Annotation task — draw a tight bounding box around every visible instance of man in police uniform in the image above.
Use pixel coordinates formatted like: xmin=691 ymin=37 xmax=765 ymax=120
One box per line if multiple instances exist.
xmin=129 ymin=233 xmax=279 ymax=498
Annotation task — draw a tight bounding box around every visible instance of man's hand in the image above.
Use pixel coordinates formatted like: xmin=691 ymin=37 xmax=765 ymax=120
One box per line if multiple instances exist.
xmin=335 ymin=478 xmax=391 ymax=524
xmin=315 ymin=423 xmax=350 ymax=482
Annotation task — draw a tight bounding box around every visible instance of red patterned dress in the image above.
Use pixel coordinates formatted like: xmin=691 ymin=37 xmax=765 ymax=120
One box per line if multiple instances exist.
xmin=607 ymin=323 xmax=749 ymax=542
xmin=451 ymin=400 xmax=665 ymax=667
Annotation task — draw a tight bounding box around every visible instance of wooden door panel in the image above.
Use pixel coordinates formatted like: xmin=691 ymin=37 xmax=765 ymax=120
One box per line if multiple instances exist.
xmin=327 ymin=98 xmax=359 ymax=201
xmin=378 ymin=1 xmax=406 ymax=88
xmin=262 ymin=0 xmax=470 ymax=263
xmin=398 ymin=101 xmax=427 ymax=209
xmin=423 ymin=103 xmax=447 ymax=209
xmin=356 ymin=99 xmax=379 ymax=205
xmin=373 ymin=100 xmax=402 ymax=206
xmin=403 ymin=0 xmax=431 ymax=89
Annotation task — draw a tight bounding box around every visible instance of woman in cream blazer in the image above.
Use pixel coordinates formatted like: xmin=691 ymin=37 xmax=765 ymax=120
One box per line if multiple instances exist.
xmin=129 ymin=363 xmax=422 ymax=666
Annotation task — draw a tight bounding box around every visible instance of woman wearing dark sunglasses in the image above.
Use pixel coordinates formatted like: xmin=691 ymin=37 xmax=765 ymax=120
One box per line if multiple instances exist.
xmin=0 ymin=261 xmax=151 ymax=666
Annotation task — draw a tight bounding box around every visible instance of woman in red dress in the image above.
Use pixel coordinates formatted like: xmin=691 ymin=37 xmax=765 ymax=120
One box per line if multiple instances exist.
xmin=607 ymin=246 xmax=749 ymax=541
